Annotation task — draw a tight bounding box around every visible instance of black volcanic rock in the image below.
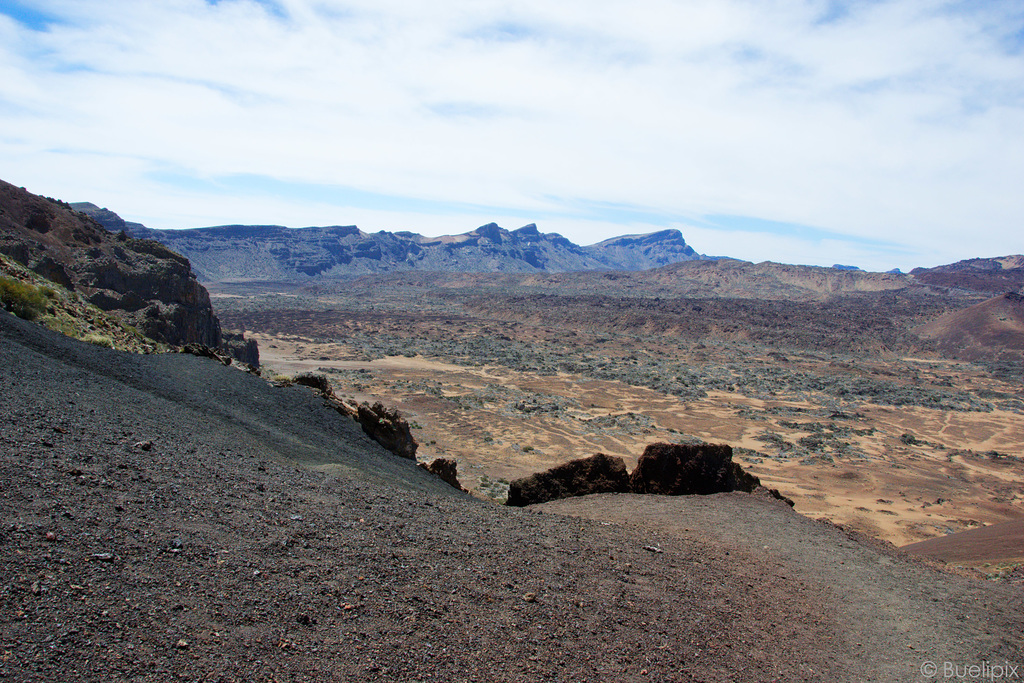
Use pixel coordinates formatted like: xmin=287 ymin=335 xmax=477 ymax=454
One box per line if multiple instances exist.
xmin=506 ymin=453 xmax=631 ymax=506
xmin=629 ymin=443 xmax=758 ymax=496
xmin=1 ymin=181 xmax=222 ymax=348
xmin=72 ymin=205 xmax=707 ymax=282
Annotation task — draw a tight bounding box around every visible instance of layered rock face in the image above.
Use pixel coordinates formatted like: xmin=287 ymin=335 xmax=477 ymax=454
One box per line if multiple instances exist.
xmin=0 ymin=180 xmax=221 ymax=348
xmin=507 ymin=443 xmax=789 ymax=506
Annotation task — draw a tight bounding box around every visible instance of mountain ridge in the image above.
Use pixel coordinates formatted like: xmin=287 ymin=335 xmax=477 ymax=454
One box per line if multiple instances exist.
xmin=71 ymin=203 xmax=706 ymax=281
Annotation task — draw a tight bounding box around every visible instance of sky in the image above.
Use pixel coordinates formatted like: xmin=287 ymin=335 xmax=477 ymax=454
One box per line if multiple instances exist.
xmin=1 ymin=0 xmax=1023 ymax=272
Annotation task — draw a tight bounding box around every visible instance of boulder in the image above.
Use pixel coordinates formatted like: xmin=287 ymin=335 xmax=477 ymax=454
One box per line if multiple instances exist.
xmin=357 ymin=402 xmax=418 ymax=460
xmin=629 ymin=442 xmax=759 ymax=495
xmin=506 ymin=453 xmax=630 ymax=507
xmin=418 ymin=457 xmax=467 ymax=492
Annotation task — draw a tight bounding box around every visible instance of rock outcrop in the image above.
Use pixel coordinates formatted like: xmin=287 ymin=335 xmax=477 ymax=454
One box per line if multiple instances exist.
xmin=507 ymin=443 xmax=793 ymax=506
xmin=221 ymin=330 xmax=260 ymax=367
xmin=0 ymin=180 xmax=252 ymax=354
xmin=357 ymin=402 xmax=418 ymax=460
xmin=629 ymin=443 xmax=758 ymax=496
xmin=418 ymin=457 xmax=467 ymax=492
xmin=506 ymin=453 xmax=631 ymax=506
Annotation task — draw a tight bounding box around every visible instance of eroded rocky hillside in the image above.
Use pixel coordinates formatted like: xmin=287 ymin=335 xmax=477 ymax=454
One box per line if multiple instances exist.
xmin=0 ymin=180 xmax=257 ymax=364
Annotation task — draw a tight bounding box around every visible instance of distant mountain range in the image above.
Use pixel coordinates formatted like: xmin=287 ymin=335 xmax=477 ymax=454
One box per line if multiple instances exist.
xmin=66 ymin=201 xmax=1024 ymax=297
xmin=71 ymin=203 xmax=706 ymax=282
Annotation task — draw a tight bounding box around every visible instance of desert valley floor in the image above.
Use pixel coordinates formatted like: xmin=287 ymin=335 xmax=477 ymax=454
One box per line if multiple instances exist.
xmin=212 ymin=275 xmax=1023 ymax=564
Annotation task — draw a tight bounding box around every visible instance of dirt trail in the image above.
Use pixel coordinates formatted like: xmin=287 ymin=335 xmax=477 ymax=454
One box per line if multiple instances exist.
xmin=540 ymin=492 xmax=1024 ymax=682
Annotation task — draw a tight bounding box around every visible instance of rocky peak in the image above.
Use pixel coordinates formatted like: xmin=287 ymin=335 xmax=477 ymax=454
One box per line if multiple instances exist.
xmin=474 ymin=223 xmax=504 ymax=243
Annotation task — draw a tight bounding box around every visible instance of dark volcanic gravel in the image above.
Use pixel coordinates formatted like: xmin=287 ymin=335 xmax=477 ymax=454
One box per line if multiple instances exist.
xmin=1 ymin=310 xmax=1021 ymax=682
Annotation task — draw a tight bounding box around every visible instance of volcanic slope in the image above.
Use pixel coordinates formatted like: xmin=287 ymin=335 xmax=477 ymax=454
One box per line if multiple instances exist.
xmin=902 ymin=519 xmax=1024 ymax=566
xmin=1 ymin=311 xmax=1022 ymax=682
xmin=917 ymin=292 xmax=1024 ymax=361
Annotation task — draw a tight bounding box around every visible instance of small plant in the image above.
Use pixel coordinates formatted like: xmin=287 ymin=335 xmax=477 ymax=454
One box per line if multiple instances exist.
xmin=0 ymin=276 xmax=48 ymax=320
xmin=81 ymin=333 xmax=114 ymax=348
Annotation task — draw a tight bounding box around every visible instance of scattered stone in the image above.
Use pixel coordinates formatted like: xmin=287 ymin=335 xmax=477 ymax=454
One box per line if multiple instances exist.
xmin=522 ymin=593 xmax=537 ymax=603
xmin=175 ymin=639 xmax=189 ymax=650
xmin=506 ymin=453 xmax=630 ymax=506
xmin=134 ymin=440 xmax=153 ymax=451
xmin=643 ymin=545 xmax=663 ymax=553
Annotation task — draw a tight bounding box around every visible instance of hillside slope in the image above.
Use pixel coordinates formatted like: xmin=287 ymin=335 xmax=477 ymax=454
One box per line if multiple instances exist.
xmin=916 ymin=292 xmax=1024 ymax=361
xmin=1 ymin=310 xmax=1021 ymax=682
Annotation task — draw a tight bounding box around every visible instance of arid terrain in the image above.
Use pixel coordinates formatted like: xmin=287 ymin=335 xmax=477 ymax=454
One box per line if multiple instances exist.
xmin=213 ymin=270 xmax=1023 ymax=563
xmin=3 ymin=180 xmax=1023 ymax=680
xmin=4 ymin=303 xmax=1023 ymax=683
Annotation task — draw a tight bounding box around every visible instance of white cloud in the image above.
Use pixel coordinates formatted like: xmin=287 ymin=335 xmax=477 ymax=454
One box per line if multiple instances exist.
xmin=1 ymin=0 xmax=1023 ymax=270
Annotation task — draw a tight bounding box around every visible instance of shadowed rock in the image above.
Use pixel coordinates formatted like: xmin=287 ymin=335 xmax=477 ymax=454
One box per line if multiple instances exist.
xmin=630 ymin=443 xmax=755 ymax=495
xmin=506 ymin=453 xmax=630 ymax=506
xmin=221 ymin=330 xmax=260 ymax=367
xmin=419 ymin=457 xmax=467 ymax=492
xmin=357 ymin=402 xmax=418 ymax=460
xmin=180 ymin=343 xmax=233 ymax=366
xmin=293 ymin=372 xmax=333 ymax=395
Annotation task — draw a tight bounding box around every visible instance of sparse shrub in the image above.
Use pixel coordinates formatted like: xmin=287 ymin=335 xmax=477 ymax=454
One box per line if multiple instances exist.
xmin=82 ymin=333 xmax=114 ymax=348
xmin=0 ymin=276 xmax=47 ymax=320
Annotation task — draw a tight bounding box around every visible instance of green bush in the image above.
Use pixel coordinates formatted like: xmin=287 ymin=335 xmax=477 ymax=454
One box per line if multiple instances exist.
xmin=0 ymin=277 xmax=48 ymax=320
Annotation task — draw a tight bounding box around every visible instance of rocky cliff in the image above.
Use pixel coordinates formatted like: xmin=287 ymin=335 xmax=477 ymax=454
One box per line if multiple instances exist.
xmin=71 ymin=205 xmax=706 ymax=282
xmin=1 ymin=180 xmax=256 ymax=364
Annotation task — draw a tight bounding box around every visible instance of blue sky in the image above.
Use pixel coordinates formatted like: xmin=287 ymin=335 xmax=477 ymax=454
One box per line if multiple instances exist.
xmin=2 ymin=0 xmax=1023 ymax=271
